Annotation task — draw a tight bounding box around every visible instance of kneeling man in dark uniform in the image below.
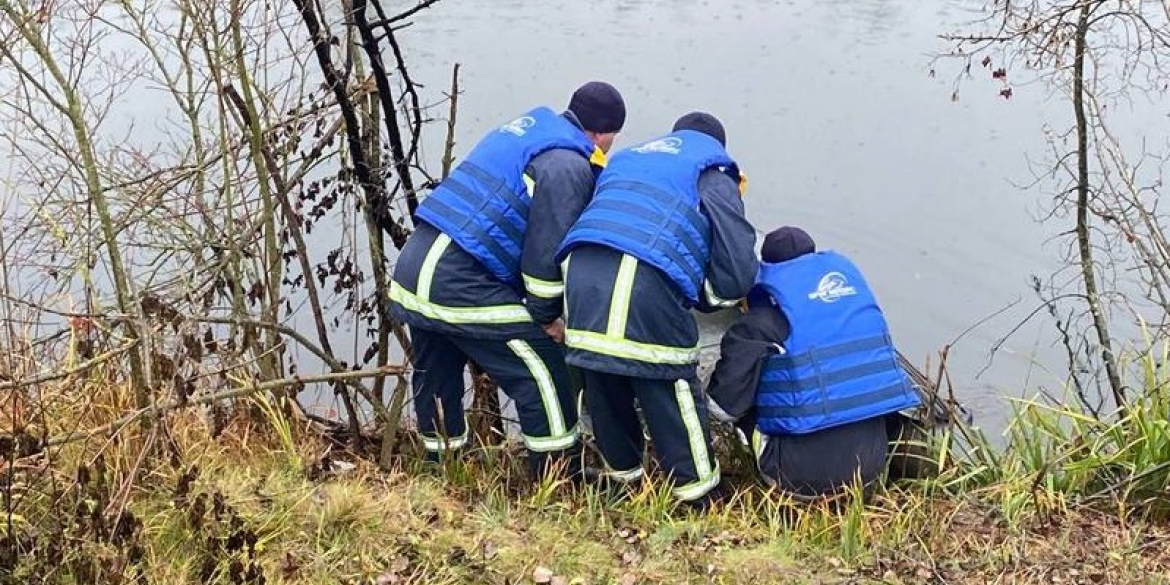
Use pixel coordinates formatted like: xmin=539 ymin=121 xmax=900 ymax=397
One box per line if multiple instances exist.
xmin=706 ymin=226 xmax=921 ymax=499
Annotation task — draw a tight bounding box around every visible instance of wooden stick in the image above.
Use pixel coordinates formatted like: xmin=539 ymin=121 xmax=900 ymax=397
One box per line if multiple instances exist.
xmin=45 ymin=366 xmax=405 ymax=447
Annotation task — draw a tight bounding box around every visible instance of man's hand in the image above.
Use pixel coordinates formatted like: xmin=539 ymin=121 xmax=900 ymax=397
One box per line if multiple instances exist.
xmin=542 ymin=318 xmax=565 ymax=344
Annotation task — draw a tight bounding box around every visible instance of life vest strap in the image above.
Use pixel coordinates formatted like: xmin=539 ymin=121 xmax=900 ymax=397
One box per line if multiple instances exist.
xmin=773 ymin=334 xmax=891 ymax=369
xmin=760 ymin=358 xmax=902 ymax=394
xmin=757 ymin=379 xmax=914 ymax=420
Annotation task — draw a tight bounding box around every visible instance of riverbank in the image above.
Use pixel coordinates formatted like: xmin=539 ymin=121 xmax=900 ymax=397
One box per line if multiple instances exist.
xmin=6 ymin=370 xmax=1170 ymax=584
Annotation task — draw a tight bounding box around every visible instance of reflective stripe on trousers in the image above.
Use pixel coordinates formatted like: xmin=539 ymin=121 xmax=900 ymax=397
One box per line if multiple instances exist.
xmin=507 ymin=339 xmax=579 ymax=452
xmin=671 ymin=379 xmax=721 ymax=501
xmin=421 ymin=419 xmax=470 ymax=452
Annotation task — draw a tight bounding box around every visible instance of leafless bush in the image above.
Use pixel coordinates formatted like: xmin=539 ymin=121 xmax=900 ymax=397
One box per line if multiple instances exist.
xmin=0 ymin=0 xmax=455 ymax=466
xmin=939 ymin=0 xmax=1170 ymax=414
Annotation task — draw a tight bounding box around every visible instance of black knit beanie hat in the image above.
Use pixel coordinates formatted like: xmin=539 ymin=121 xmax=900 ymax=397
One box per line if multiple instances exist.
xmin=761 ymin=226 xmax=816 ymax=263
xmin=672 ymin=111 xmax=726 ymax=147
xmin=568 ymin=81 xmax=626 ymax=133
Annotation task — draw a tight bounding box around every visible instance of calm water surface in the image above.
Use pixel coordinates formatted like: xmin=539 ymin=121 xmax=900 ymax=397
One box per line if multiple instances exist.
xmin=392 ymin=0 xmax=1074 ymax=428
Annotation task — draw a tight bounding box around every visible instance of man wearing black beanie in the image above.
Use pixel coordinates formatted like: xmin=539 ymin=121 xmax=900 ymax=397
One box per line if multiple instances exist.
xmin=705 ymin=226 xmax=922 ymax=500
xmin=556 ymin=112 xmax=757 ymax=509
xmin=389 ymin=82 xmax=625 ymax=482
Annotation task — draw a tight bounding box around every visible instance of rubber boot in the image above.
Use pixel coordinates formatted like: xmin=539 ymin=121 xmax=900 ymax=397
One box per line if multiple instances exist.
xmin=528 ymin=443 xmax=584 ymax=486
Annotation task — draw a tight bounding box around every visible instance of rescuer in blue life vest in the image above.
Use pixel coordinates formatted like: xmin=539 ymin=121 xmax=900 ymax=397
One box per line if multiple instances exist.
xmin=705 ymin=226 xmax=922 ymax=499
xmin=556 ymin=112 xmax=758 ymax=508
xmin=388 ymin=81 xmax=625 ymax=480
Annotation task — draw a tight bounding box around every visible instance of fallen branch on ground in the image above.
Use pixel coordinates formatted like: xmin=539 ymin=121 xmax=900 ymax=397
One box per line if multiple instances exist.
xmin=45 ymin=366 xmax=406 ymax=447
xmin=0 ymin=341 xmax=138 ymax=391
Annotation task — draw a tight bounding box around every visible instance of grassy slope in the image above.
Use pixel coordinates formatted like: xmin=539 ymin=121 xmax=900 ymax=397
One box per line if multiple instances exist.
xmin=9 ymin=369 xmax=1170 ymax=585
xmin=73 ymin=418 xmax=1170 ymax=585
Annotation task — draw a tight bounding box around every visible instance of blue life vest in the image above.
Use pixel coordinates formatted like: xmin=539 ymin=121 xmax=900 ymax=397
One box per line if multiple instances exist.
xmin=415 ymin=107 xmax=595 ymax=288
xmin=753 ymin=251 xmax=921 ymax=435
xmin=556 ymin=130 xmax=739 ymax=304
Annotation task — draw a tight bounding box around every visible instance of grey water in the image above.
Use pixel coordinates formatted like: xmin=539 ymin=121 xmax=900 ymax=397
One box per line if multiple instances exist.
xmin=384 ymin=0 xmax=1076 ymax=431
xmin=5 ymin=0 xmax=1163 ymax=438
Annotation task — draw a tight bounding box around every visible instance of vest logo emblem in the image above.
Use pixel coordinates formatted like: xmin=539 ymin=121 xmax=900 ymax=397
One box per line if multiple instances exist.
xmin=499 ymin=116 xmax=536 ymax=136
xmin=632 ymin=137 xmax=682 ymax=155
xmin=807 ymin=271 xmax=857 ymax=303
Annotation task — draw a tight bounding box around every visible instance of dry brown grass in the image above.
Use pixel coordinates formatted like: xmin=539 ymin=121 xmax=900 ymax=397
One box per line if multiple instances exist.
xmin=5 ymin=367 xmax=1170 ymax=584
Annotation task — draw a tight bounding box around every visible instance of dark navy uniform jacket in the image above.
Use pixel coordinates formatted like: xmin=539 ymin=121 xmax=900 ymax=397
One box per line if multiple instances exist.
xmin=389 ymin=111 xmax=599 ymax=339
xmin=561 ymin=168 xmax=757 ymax=380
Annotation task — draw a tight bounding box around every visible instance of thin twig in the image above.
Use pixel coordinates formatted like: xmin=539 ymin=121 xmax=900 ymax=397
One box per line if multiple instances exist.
xmin=352 ymin=0 xmax=422 ymax=223
xmin=292 ymin=0 xmax=393 ymax=237
xmin=46 ymin=366 xmax=405 ymax=447
xmin=368 ymin=0 xmax=442 ymax=27
xmin=188 ymin=315 xmax=406 ymax=425
xmin=441 ymin=63 xmax=461 ymax=179
xmin=369 ymin=0 xmax=428 ymax=170
xmin=0 ymin=342 xmax=138 ymax=392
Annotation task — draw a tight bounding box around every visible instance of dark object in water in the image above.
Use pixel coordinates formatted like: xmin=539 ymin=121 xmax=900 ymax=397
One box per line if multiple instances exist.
xmin=885 ymin=412 xmax=938 ymax=481
xmin=886 ymin=351 xmax=973 ymax=480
